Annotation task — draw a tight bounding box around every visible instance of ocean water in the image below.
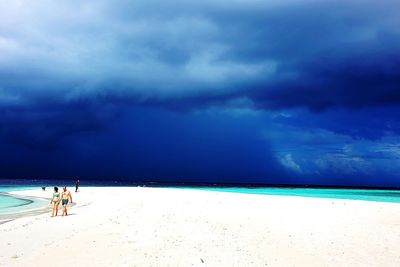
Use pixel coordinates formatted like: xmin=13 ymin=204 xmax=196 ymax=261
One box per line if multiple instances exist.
xmin=0 ymin=193 xmax=32 ymax=214
xmin=0 ymin=185 xmax=47 ymax=215
xmin=192 ymin=187 xmax=400 ymax=203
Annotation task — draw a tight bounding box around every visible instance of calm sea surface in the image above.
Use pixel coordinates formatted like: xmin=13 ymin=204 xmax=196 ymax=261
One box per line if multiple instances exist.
xmin=0 ymin=187 xmax=48 ymax=215
xmin=188 ymin=187 xmax=400 ymax=203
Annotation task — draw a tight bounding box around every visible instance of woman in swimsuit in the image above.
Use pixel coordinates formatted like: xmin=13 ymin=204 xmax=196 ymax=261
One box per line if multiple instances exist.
xmin=50 ymin=187 xmax=60 ymax=217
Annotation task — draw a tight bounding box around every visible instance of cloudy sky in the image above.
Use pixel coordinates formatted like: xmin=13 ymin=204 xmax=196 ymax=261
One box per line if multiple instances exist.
xmin=1 ymin=0 xmax=400 ymax=186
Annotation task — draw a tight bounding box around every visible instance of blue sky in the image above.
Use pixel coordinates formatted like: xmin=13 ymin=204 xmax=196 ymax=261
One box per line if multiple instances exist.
xmin=0 ymin=0 xmax=400 ymax=186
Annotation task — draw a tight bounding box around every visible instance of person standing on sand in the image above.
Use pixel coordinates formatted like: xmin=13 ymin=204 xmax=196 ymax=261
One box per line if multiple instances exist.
xmin=61 ymin=186 xmax=73 ymax=216
xmin=75 ymin=179 xmax=80 ymax=192
xmin=50 ymin=187 xmax=60 ymax=217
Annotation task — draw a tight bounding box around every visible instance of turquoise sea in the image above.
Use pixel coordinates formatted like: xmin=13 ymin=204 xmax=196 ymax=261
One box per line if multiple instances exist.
xmin=191 ymin=187 xmax=400 ymax=203
xmin=0 ymin=186 xmax=47 ymax=215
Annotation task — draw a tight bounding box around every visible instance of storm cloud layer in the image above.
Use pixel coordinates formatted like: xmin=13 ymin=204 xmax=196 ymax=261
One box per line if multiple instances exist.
xmin=1 ymin=0 xmax=400 ymax=108
xmin=0 ymin=0 xmax=399 ymax=185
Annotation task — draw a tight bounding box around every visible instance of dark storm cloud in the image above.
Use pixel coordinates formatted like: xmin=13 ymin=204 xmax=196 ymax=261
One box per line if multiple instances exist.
xmin=252 ymin=45 xmax=400 ymax=111
xmin=273 ymin=107 xmax=400 ymax=140
xmin=0 ymin=106 xmax=291 ymax=183
xmin=1 ymin=0 xmax=399 ymax=141
xmin=1 ymin=0 xmax=399 ymax=111
xmin=1 ymin=0 xmax=400 ymax=184
xmin=0 ymin=100 xmax=121 ymax=149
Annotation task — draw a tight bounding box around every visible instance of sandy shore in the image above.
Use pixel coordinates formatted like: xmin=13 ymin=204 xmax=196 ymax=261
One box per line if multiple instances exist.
xmin=1 ymin=187 xmax=400 ymax=267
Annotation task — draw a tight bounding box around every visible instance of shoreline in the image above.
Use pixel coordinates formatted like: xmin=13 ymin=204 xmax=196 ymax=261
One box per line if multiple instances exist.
xmin=0 ymin=190 xmax=75 ymax=225
xmin=1 ymin=187 xmax=400 ymax=266
xmin=2 ymin=184 xmax=400 ymax=205
xmin=1 ymin=186 xmax=400 ymax=224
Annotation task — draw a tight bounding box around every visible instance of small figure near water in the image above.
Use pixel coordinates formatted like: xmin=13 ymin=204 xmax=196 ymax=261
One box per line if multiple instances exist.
xmin=41 ymin=187 xmax=46 ymax=191
xmin=75 ymin=179 xmax=80 ymax=192
xmin=50 ymin=187 xmax=60 ymax=217
xmin=61 ymin=186 xmax=73 ymax=216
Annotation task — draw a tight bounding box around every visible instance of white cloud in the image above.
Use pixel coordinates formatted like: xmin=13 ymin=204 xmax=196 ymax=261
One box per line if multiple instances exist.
xmin=279 ymin=153 xmax=302 ymax=173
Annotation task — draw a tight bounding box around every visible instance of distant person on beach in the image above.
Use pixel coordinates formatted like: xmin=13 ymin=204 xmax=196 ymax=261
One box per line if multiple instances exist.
xmin=75 ymin=179 xmax=80 ymax=192
xmin=50 ymin=187 xmax=60 ymax=217
xmin=61 ymin=186 xmax=73 ymax=216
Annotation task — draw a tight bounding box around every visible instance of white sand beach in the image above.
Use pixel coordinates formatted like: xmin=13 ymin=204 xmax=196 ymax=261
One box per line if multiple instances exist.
xmin=1 ymin=187 xmax=400 ymax=267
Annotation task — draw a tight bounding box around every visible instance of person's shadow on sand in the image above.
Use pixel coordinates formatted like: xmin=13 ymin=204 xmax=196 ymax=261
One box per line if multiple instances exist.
xmin=63 ymin=213 xmax=77 ymax=216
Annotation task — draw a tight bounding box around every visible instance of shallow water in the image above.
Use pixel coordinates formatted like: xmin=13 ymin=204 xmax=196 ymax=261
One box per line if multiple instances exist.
xmin=0 ymin=193 xmax=32 ymax=209
xmin=190 ymin=187 xmax=400 ymax=203
xmin=0 ymin=186 xmax=47 ymax=215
